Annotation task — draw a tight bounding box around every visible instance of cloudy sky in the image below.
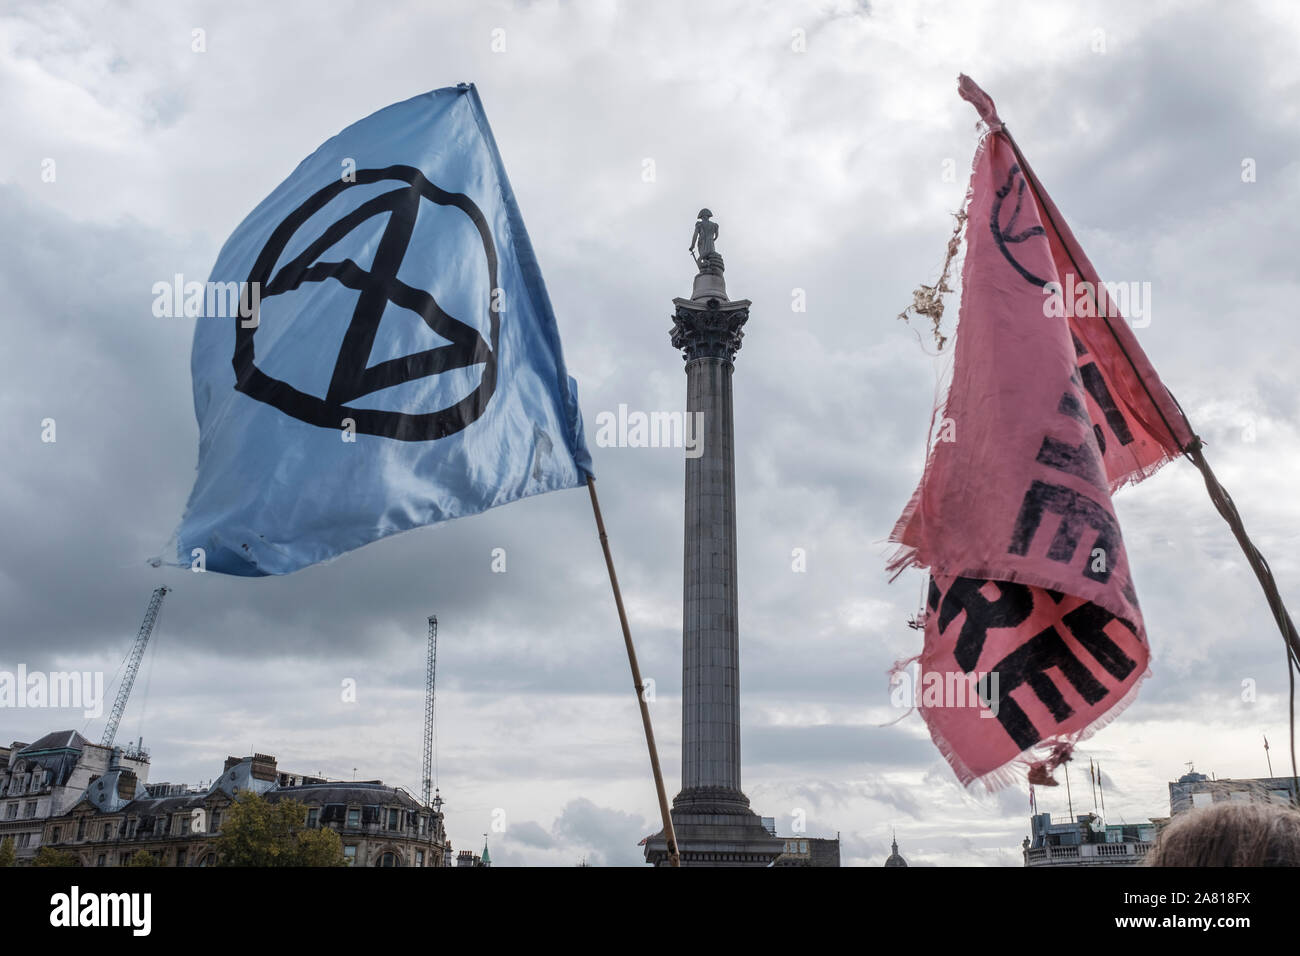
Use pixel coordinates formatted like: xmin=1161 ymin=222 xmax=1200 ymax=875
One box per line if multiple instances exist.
xmin=2 ymin=0 xmax=1299 ymax=866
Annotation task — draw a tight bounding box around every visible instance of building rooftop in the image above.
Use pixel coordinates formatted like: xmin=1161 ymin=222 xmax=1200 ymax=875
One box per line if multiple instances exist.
xmin=271 ymin=782 xmax=422 ymax=810
xmin=18 ymin=730 xmax=91 ymax=755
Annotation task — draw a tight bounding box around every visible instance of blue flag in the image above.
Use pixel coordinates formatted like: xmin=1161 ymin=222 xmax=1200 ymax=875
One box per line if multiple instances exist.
xmin=173 ymin=84 xmax=592 ymax=576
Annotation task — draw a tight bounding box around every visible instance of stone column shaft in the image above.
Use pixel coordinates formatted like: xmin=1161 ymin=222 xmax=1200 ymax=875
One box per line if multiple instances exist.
xmin=669 ymin=286 xmax=749 ymax=812
xmin=682 ymin=355 xmax=740 ymax=793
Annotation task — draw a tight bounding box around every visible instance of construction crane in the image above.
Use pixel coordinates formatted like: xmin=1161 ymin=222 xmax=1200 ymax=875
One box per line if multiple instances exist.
xmin=101 ymin=586 xmax=169 ymax=749
xmin=422 ymin=615 xmax=438 ymax=808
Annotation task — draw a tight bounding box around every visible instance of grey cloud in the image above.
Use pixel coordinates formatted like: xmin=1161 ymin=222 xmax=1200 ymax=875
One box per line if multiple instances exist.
xmin=1 ymin=0 xmax=1297 ymax=863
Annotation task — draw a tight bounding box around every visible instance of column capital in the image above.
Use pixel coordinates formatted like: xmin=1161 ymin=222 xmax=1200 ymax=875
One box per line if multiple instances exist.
xmin=670 ymin=296 xmax=750 ymax=364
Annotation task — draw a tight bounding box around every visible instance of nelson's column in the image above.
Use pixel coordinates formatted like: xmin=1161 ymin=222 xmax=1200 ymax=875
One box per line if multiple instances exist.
xmin=643 ymin=210 xmax=786 ymax=866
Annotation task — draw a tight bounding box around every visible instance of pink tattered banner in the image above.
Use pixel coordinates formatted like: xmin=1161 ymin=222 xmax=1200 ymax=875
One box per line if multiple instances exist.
xmin=889 ymin=76 xmax=1193 ymax=789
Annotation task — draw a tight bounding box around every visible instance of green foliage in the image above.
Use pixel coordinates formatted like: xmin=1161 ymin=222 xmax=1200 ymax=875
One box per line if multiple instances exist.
xmin=127 ymin=850 xmax=160 ymax=867
xmin=33 ymin=846 xmax=79 ymax=867
xmin=0 ymin=837 xmax=16 ymax=867
xmin=295 ymin=825 xmax=347 ymax=867
xmin=215 ymin=791 xmax=346 ymax=867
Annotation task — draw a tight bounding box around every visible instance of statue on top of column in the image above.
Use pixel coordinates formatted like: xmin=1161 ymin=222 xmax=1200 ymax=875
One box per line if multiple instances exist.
xmin=689 ymin=208 xmax=724 ymax=276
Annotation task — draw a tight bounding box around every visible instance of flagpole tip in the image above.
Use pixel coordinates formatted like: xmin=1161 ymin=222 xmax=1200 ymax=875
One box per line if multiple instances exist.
xmin=957 ymin=74 xmax=1003 ymax=132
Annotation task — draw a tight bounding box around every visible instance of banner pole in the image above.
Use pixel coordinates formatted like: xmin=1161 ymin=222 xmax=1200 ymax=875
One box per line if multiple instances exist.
xmin=1001 ymin=124 xmax=1300 ymax=801
xmin=585 ymin=476 xmax=681 ymax=867
xmin=1183 ymin=439 xmax=1300 ymax=802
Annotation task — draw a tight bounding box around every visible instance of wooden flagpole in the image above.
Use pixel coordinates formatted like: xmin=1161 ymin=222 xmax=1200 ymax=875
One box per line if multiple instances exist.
xmin=1001 ymin=124 xmax=1300 ymax=803
xmin=585 ymin=476 xmax=681 ymax=867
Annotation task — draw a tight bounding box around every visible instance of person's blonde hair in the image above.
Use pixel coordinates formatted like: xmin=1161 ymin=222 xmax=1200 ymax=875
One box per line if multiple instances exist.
xmin=1144 ymin=801 xmax=1300 ymax=866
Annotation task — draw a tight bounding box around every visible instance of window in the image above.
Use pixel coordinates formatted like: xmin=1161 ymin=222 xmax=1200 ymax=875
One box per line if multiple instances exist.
xmin=23 ymin=801 xmax=36 ymax=818
xmin=388 ymin=808 xmax=399 ymax=830
xmin=51 ymin=826 xmax=61 ymax=844
xmin=379 ymin=851 xmax=398 ymax=867
xmin=96 ymin=854 xmax=106 ymax=867
xmin=1229 ymin=791 xmax=1250 ymax=803
xmin=120 ymin=853 xmax=130 ymax=865
xmin=5 ymin=803 xmax=15 ymax=820
xmin=126 ymin=818 xmax=137 ymax=838
xmin=416 ymin=850 xmax=424 ymax=867
xmin=1191 ymin=792 xmax=1214 ymax=809
xmin=176 ymin=848 xmax=187 ymax=867
xmin=307 ymin=808 xmax=319 ymax=828
xmin=1271 ymin=789 xmax=1293 ymax=805
xmin=77 ymin=817 xmax=86 ymax=840
xmin=210 ymin=810 xmax=221 ymax=831
xmin=346 ymin=808 xmax=360 ymax=827
xmin=103 ymin=824 xmax=112 ymax=840
xmin=343 ymin=845 xmax=357 ymax=865
xmin=17 ymin=833 xmax=30 ymax=849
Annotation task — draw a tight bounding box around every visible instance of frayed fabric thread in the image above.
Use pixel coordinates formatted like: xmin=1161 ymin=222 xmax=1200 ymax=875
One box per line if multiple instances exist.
xmin=896 ymin=209 xmax=967 ymax=352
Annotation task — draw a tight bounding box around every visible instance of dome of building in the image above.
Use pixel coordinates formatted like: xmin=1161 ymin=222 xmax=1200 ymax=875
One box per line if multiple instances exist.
xmin=884 ymin=834 xmax=908 ymax=867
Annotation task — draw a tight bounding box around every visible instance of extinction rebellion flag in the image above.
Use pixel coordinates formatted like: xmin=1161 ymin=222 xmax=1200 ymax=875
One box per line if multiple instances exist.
xmin=170 ymin=84 xmax=592 ymax=575
xmin=888 ymin=76 xmax=1194 ymax=788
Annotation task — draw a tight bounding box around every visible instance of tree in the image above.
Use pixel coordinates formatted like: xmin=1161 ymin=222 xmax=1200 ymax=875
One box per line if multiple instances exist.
xmin=215 ymin=791 xmax=346 ymax=867
xmin=127 ymin=850 xmax=160 ymax=867
xmin=296 ymin=826 xmax=347 ymax=867
xmin=33 ymin=846 xmax=79 ymax=867
xmin=0 ymin=837 xmax=15 ymax=867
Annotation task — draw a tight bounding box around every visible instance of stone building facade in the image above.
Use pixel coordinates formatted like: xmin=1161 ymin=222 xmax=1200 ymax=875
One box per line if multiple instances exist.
xmin=1021 ymin=811 xmax=1153 ymax=867
xmin=1168 ymin=770 xmax=1298 ymax=814
xmin=4 ymin=734 xmax=451 ymax=867
xmin=1023 ymin=768 xmax=1300 ymax=867
xmin=773 ymin=835 xmax=842 ymax=867
xmin=0 ymin=730 xmax=150 ymax=862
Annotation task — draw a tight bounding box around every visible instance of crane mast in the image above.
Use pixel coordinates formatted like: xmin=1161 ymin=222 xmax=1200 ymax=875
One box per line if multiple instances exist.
xmin=422 ymin=615 xmax=437 ymax=808
xmin=101 ymin=586 xmax=169 ymax=749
